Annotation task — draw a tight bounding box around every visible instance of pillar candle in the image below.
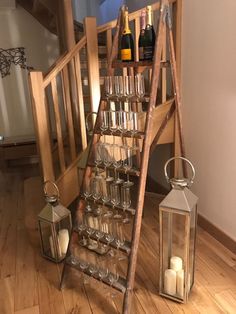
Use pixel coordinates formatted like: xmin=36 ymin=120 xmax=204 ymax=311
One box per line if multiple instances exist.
xmin=164 ymin=269 xmax=176 ymax=296
xmin=177 ymin=269 xmax=184 ymax=298
xmin=58 ymin=229 xmax=69 ymax=255
xmin=49 ymin=235 xmax=55 ymax=258
xmin=170 ymin=256 xmax=183 ymax=272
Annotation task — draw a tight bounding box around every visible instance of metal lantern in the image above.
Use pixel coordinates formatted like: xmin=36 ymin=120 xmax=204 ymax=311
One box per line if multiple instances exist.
xmin=38 ymin=181 xmax=72 ymax=263
xmin=159 ymin=157 xmax=198 ymax=303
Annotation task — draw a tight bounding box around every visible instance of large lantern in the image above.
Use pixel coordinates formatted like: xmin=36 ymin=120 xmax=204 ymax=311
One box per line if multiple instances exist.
xmin=38 ymin=181 xmax=72 ymax=263
xmin=159 ymin=157 xmax=198 ymax=303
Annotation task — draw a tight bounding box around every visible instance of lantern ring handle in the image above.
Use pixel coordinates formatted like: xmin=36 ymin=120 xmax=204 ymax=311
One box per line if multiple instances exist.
xmin=43 ymin=180 xmax=60 ymax=199
xmin=164 ymin=157 xmax=195 ymax=187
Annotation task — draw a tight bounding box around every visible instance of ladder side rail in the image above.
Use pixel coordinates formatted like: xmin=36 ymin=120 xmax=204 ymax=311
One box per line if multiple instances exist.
xmin=123 ymin=1 xmax=169 ymax=312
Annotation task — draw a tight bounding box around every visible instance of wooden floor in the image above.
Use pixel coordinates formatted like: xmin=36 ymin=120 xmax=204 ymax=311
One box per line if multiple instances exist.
xmin=0 ymin=166 xmax=236 ymax=314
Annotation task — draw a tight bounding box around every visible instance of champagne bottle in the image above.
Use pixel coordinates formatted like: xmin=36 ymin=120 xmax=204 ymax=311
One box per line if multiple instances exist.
xmin=138 ymin=10 xmax=146 ymax=61
xmin=121 ymin=10 xmax=134 ymax=62
xmin=144 ymin=5 xmax=156 ymax=60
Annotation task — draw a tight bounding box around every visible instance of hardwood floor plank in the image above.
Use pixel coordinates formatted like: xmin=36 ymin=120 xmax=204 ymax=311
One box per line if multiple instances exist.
xmin=14 ymin=224 xmax=39 ymax=311
xmin=15 ymin=305 xmax=40 ymax=314
xmin=197 ymin=228 xmax=236 ymax=268
xmin=36 ymin=253 xmax=66 ymax=314
xmin=214 ymin=289 xmax=236 ymax=313
xmin=60 ymin=267 xmax=92 ymax=314
xmin=0 ymin=176 xmax=18 ymax=279
xmin=0 ymin=276 xmax=15 ymax=314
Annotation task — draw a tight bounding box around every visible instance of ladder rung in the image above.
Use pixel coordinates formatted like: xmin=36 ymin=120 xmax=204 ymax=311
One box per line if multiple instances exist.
xmin=80 ymin=194 xmax=136 ymax=215
xmin=65 ymin=256 xmax=127 ymax=293
xmin=87 ymin=163 xmax=140 ymax=177
xmin=74 ymin=226 xmax=132 ymax=255
xmin=94 ymin=129 xmax=145 ymax=139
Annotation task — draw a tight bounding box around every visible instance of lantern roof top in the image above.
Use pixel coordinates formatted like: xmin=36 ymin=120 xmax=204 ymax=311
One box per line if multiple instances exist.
xmin=160 ymin=187 xmax=198 ymax=212
xmin=38 ymin=203 xmax=71 ymax=222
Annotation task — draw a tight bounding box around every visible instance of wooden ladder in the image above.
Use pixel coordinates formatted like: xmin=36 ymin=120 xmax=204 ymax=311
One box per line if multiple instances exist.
xmin=60 ymin=0 xmax=185 ymax=313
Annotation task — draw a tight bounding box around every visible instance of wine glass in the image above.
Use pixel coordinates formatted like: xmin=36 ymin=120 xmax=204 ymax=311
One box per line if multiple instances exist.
xmin=135 ymin=73 xmax=145 ymax=102
xmin=101 ymin=143 xmax=113 ymax=181
xmin=77 ymin=223 xmax=87 ymax=247
xmin=118 ymin=110 xmax=128 ymax=143
xmin=78 ymin=248 xmax=89 ymax=284
xmin=112 ymin=144 xmax=124 ymax=184
xmin=94 ymin=142 xmax=103 ymax=172
xmin=104 ymin=76 xmax=115 ymax=105
xmin=124 ymin=76 xmax=135 ymax=111
xmin=114 ymin=76 xmax=124 ymax=111
xmin=109 ymin=110 xmax=119 ymax=143
xmin=121 ymin=185 xmax=131 ymax=224
xmin=121 ymin=146 xmax=134 ymax=187
xmin=103 ymin=211 xmax=115 ymax=250
xmin=107 ymin=261 xmax=119 ymax=298
xmin=114 ymin=219 xmax=125 ymax=261
xmin=100 ymin=110 xmax=109 ymax=143
xmin=101 ymin=176 xmax=110 ymax=204
xmin=130 ymin=111 xmax=139 ymax=148
xmin=98 ymin=256 xmax=109 ymax=290
xmin=91 ymin=176 xmax=102 ymax=203
xmin=83 ymin=178 xmax=92 ymax=200
xmin=110 ymin=183 xmax=122 ymax=220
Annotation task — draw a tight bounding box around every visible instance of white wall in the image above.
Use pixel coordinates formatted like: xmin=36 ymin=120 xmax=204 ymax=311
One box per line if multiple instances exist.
xmin=182 ymin=0 xmax=236 ymax=241
xmin=0 ymin=6 xmax=59 ymax=137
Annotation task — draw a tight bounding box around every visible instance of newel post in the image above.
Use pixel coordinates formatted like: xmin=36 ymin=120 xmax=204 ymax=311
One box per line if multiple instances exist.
xmin=29 ymin=71 xmax=55 ymax=182
xmin=84 ymin=17 xmax=101 ymax=113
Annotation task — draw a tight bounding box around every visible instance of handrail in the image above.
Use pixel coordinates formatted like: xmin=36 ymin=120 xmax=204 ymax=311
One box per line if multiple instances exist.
xmin=97 ymin=0 xmax=176 ymax=34
xmin=43 ymin=36 xmax=87 ymax=88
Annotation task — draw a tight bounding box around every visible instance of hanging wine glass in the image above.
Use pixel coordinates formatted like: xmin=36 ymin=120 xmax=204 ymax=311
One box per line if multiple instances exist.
xmin=130 ymin=111 xmax=139 ymax=148
xmin=124 ymin=76 xmax=135 ymax=111
xmin=83 ymin=177 xmax=92 ymax=200
xmin=78 ymin=248 xmax=89 ymax=284
xmin=101 ymin=143 xmax=113 ymax=181
xmin=88 ymin=254 xmax=99 ymax=284
xmin=121 ymin=185 xmax=131 ymax=224
xmin=135 ymin=73 xmax=145 ymax=103
xmin=101 ymin=176 xmax=110 ymax=204
xmin=91 ymin=176 xmax=102 ymax=203
xmin=98 ymin=256 xmax=109 ymax=290
xmin=104 ymin=76 xmax=115 ymax=106
xmin=107 ymin=261 xmax=119 ymax=299
xmin=114 ymin=75 xmax=124 ymax=111
xmin=103 ymin=212 xmax=115 ymax=251
xmin=112 ymin=144 xmax=124 ymax=184
xmin=114 ymin=219 xmax=125 ymax=261
xmin=110 ymin=183 xmax=122 ymax=220
xmin=94 ymin=142 xmax=103 ymax=173
xmin=118 ymin=110 xmax=128 ymax=143
xmin=100 ymin=110 xmax=109 ymax=143
xmin=121 ymin=146 xmax=134 ymax=187
xmin=109 ymin=110 xmax=119 ymax=145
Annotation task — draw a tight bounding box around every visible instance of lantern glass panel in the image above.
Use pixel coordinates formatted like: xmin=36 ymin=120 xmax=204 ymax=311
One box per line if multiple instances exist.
xmin=39 ymin=220 xmax=55 ymax=259
xmin=160 ymin=209 xmax=189 ymax=301
xmin=189 ymin=207 xmax=197 ymax=289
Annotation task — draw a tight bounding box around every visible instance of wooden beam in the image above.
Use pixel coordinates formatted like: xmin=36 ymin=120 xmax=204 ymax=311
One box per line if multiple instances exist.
xmin=84 ymin=17 xmax=100 ymax=113
xmin=29 ymin=71 xmax=55 ymax=182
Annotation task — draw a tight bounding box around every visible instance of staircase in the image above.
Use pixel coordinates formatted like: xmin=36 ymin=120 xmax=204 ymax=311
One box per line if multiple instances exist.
xmin=16 ymin=0 xmax=84 ymax=41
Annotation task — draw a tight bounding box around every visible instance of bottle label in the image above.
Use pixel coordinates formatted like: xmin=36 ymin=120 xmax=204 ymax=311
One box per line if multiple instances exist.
xmin=121 ymin=49 xmax=132 ymax=61
xmin=144 ymin=46 xmax=154 ymax=60
xmin=139 ymin=47 xmax=144 ymax=61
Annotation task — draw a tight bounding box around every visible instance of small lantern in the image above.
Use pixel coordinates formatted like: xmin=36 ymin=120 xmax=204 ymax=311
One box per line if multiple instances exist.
xmin=159 ymin=157 xmax=198 ymax=303
xmin=38 ymin=181 xmax=72 ymax=263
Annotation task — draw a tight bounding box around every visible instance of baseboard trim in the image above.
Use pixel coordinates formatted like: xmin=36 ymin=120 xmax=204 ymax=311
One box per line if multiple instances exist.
xmin=197 ymin=214 xmax=236 ymax=254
